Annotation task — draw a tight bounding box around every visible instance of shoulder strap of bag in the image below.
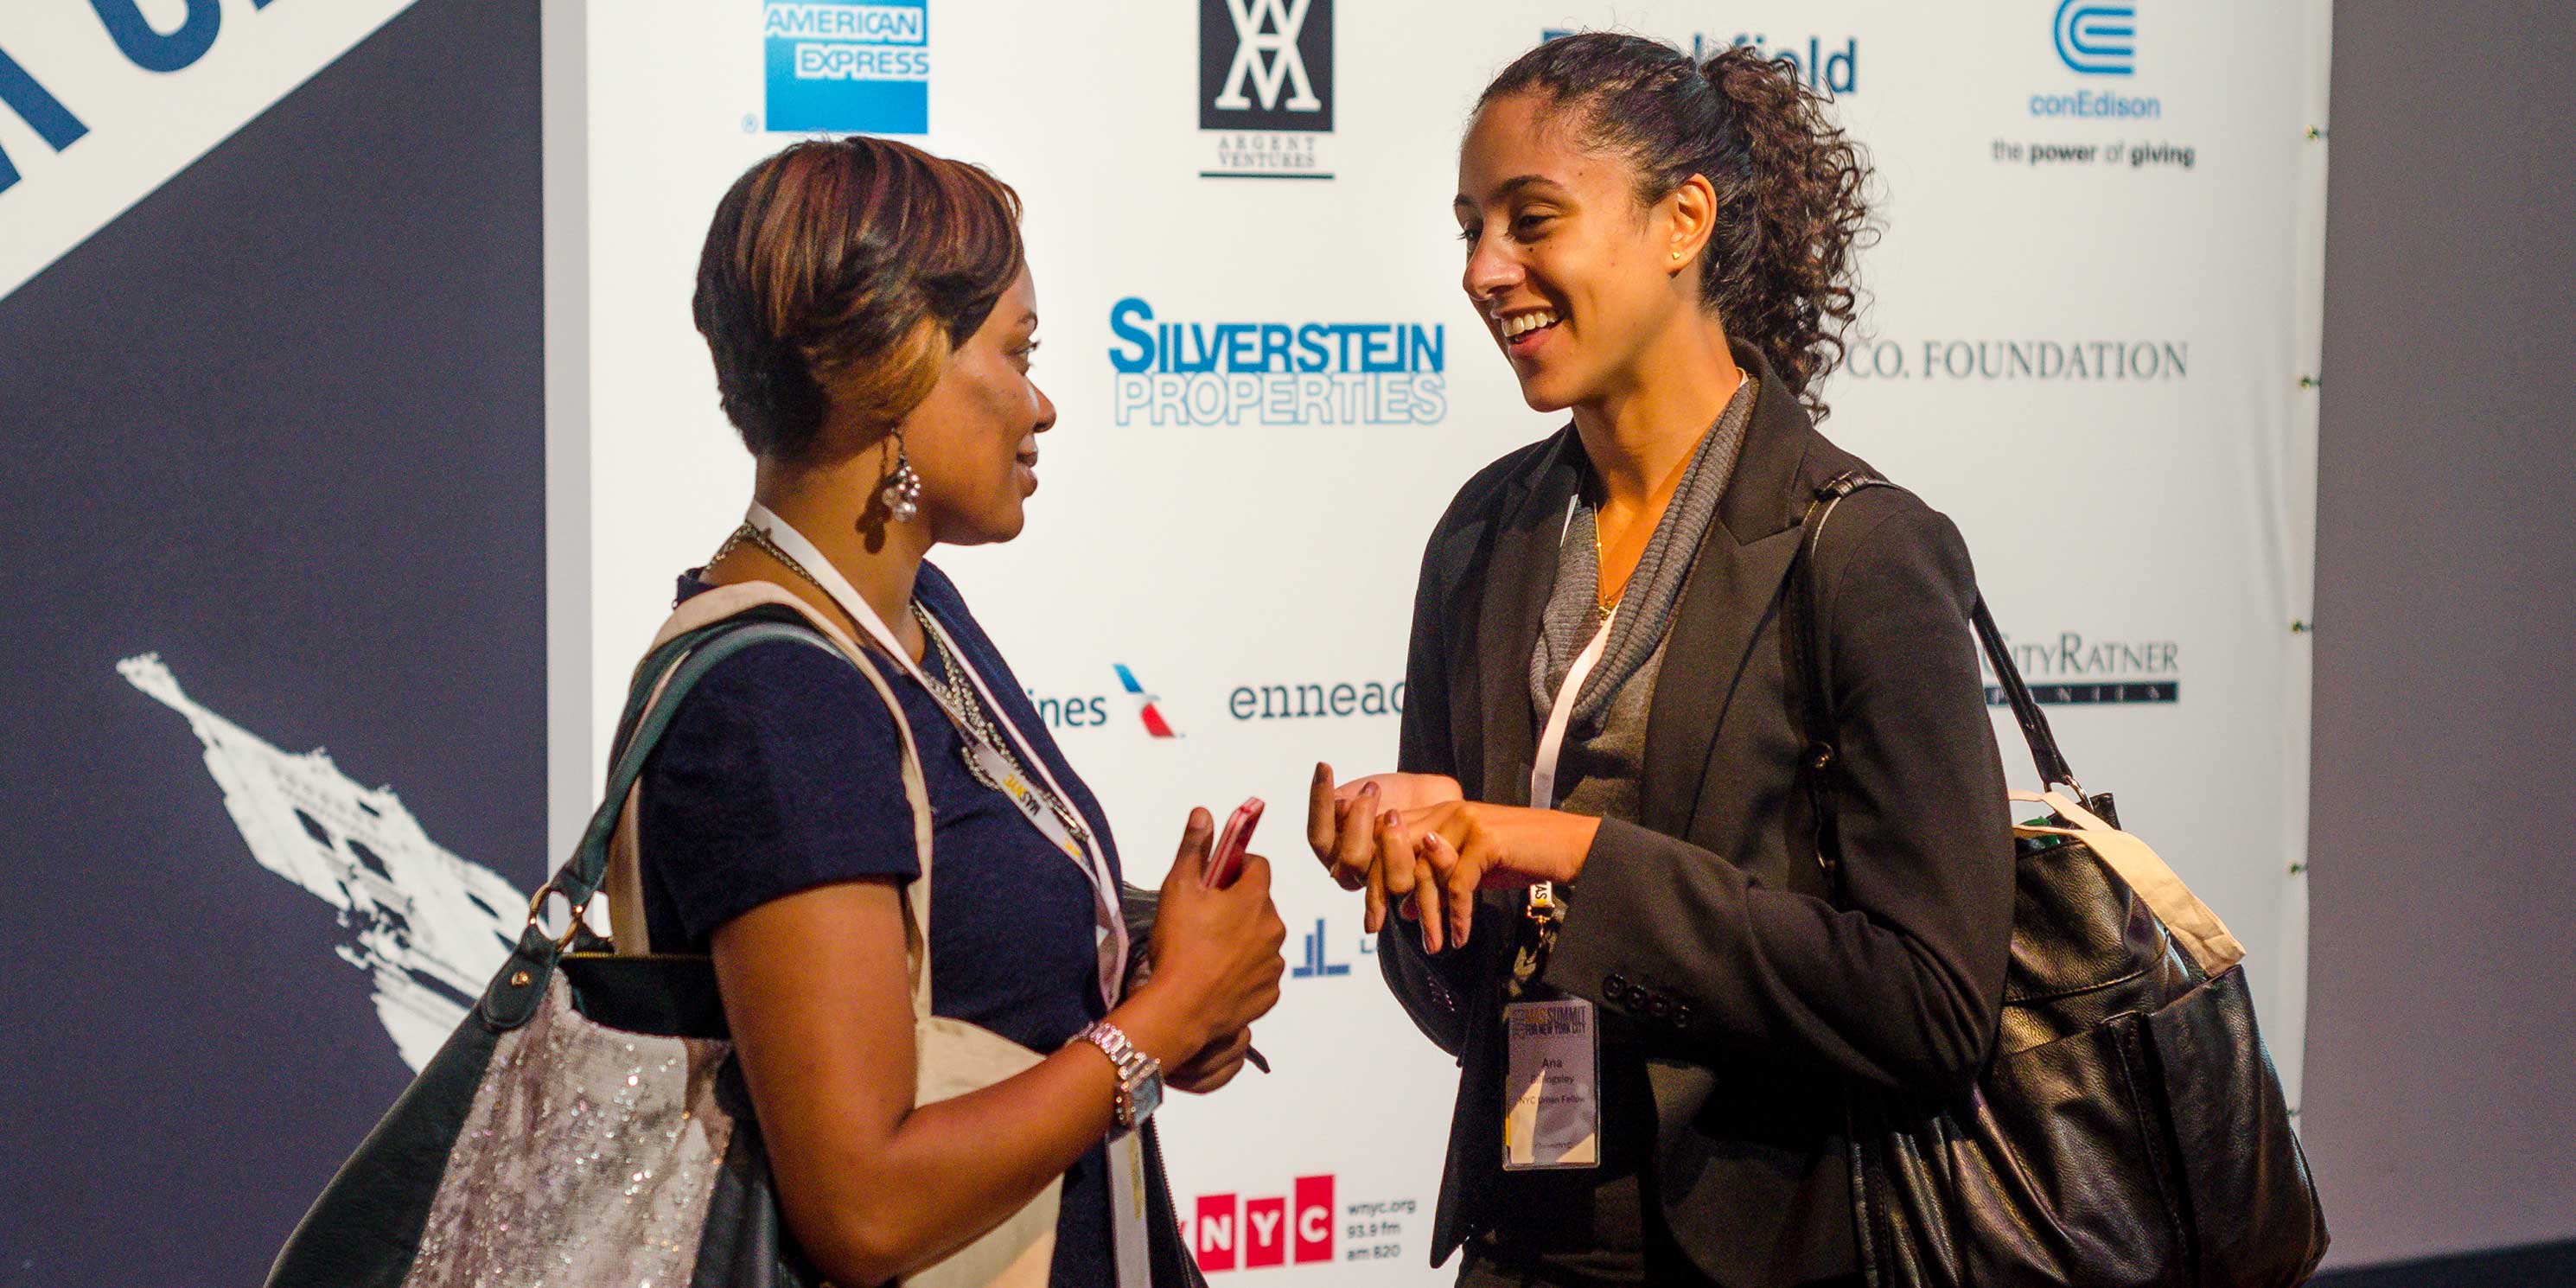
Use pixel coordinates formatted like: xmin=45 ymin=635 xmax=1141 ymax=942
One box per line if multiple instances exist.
xmin=488 ymin=583 xmax=939 ymax=1032
xmin=1788 ymin=474 xmax=2246 ymax=977
xmin=483 ymin=613 xmax=846 ymax=1029
xmin=615 ymin=583 xmax=939 ymax=1021
xmin=1791 ymin=472 xmax=2082 ymax=813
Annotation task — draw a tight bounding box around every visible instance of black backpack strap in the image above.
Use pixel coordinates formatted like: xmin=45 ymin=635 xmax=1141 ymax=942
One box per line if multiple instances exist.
xmin=1786 ymin=470 xmax=2087 ymax=898
xmin=1786 ymin=471 xmax=1894 ymax=896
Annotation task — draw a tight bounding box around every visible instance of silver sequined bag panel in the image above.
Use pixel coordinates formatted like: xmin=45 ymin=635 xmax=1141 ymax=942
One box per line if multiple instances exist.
xmin=404 ymin=974 xmax=738 ymax=1288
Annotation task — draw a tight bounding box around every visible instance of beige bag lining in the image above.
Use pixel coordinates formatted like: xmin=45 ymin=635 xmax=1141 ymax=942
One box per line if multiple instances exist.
xmin=2009 ymin=787 xmax=2248 ymax=976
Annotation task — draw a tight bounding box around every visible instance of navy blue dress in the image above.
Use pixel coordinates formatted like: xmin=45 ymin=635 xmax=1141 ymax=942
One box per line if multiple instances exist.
xmin=634 ymin=563 xmax=1123 ymax=1284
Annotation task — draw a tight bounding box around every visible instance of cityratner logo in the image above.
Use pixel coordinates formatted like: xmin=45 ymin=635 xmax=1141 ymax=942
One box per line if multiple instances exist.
xmin=762 ymin=0 xmax=930 ymax=135
xmin=1198 ymin=0 xmax=1334 ymax=180
xmin=1987 ymin=630 xmax=2181 ymax=705
xmin=1194 ymin=1176 xmax=1335 ymax=1271
xmin=1542 ymin=29 xmax=1859 ymax=96
xmin=1108 ymin=298 xmax=1446 ymax=427
xmin=2054 ymin=0 xmax=2137 ymax=75
xmin=1112 ymin=665 xmax=1183 ymax=738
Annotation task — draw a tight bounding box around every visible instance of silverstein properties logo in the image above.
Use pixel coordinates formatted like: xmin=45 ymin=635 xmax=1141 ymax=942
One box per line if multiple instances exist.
xmin=1198 ymin=0 xmax=1334 ymax=181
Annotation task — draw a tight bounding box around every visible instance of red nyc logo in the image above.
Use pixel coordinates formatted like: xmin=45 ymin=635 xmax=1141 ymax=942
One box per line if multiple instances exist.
xmin=1193 ymin=1175 xmax=1333 ymax=1272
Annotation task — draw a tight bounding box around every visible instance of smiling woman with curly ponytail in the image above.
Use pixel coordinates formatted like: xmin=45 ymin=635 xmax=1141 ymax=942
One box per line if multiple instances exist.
xmin=1476 ymin=34 xmax=1876 ymax=418
xmin=1306 ymin=31 xmax=2013 ymax=1288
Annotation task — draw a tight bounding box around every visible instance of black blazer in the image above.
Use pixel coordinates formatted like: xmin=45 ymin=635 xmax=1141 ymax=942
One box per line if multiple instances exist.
xmin=1380 ymin=347 xmax=2016 ymax=1287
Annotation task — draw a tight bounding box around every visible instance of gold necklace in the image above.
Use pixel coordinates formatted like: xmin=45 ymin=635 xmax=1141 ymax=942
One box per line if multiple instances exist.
xmin=708 ymin=525 xmax=1092 ymax=849
xmin=1591 ymin=522 xmax=1620 ymax=624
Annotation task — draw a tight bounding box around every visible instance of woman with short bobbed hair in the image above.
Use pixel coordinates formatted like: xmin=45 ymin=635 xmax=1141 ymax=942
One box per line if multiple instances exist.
xmin=1310 ymin=34 xmax=2015 ymax=1288
xmin=633 ymin=136 xmax=1283 ymax=1286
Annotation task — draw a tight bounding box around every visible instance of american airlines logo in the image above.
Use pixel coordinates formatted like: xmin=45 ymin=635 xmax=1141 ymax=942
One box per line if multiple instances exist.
xmin=1113 ymin=664 xmax=1182 ymax=738
xmin=1194 ymin=1175 xmax=1334 ymax=1272
xmin=0 ymin=0 xmax=421 ymax=303
xmin=1198 ymin=0 xmax=1331 ymax=133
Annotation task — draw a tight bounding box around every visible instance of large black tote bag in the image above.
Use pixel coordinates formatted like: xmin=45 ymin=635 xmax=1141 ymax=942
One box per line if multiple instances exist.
xmin=1793 ymin=476 xmax=2330 ymax=1288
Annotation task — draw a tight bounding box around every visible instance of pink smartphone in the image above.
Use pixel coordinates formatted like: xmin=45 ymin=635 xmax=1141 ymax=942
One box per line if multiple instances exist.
xmin=1204 ymin=798 xmax=1266 ymax=889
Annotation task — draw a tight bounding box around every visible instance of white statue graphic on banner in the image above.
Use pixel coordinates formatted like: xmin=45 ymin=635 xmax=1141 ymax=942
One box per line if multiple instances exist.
xmin=119 ymin=654 xmax=526 ymax=1073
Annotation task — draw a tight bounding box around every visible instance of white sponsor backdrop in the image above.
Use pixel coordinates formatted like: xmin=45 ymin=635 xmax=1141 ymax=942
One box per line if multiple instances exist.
xmin=552 ymin=1 xmax=2331 ymax=1278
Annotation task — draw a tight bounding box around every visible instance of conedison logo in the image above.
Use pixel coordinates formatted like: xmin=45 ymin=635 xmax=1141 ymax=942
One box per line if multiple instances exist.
xmin=2054 ymin=0 xmax=2137 ymax=75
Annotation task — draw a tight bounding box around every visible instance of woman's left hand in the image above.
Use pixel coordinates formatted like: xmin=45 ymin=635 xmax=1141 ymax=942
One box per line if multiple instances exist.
xmin=1380 ymin=802 xmax=1601 ymax=953
xmin=1166 ymin=1027 xmax=1255 ymax=1094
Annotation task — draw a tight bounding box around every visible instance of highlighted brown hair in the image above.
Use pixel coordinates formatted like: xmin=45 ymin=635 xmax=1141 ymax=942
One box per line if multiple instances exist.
xmin=692 ymin=137 xmax=1025 ymax=460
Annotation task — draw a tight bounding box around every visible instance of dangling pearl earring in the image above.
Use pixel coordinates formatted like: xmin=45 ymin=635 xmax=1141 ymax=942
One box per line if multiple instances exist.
xmin=879 ymin=430 xmax=922 ymax=524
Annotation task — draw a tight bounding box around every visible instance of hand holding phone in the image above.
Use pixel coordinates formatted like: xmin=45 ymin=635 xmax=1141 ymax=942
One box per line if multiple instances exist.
xmin=1204 ymin=797 xmax=1265 ymax=890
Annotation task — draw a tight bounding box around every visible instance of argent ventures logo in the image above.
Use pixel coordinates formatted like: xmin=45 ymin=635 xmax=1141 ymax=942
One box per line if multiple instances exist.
xmin=1198 ymin=0 xmax=1335 ymax=179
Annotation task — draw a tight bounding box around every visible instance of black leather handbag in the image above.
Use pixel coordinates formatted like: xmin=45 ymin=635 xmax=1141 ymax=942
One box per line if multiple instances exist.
xmin=263 ymin=616 xmax=834 ymax=1288
xmin=1791 ymin=476 xmax=2331 ymax=1288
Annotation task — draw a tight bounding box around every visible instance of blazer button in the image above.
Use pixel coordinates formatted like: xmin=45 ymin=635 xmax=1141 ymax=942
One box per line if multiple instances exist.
xmin=1604 ymin=972 xmax=1629 ymax=1004
xmin=1672 ymin=1003 xmax=1693 ymax=1028
xmin=1645 ymin=994 xmax=1669 ymax=1020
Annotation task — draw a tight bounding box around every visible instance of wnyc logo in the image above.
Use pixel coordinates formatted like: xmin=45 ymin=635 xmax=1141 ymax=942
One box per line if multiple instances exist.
xmin=1193 ymin=1175 xmax=1335 ymax=1272
xmin=762 ymin=0 xmax=931 ymax=134
xmin=1197 ymin=0 xmax=1334 ymax=180
xmin=1107 ymin=296 xmax=1447 ymax=428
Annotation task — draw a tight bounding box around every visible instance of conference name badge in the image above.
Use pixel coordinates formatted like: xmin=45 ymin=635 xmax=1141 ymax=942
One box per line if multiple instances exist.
xmin=1502 ymin=998 xmax=1601 ymax=1170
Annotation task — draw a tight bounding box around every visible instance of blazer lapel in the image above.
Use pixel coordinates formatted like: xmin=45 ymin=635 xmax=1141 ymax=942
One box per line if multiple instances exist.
xmin=1638 ymin=350 xmax=1823 ymax=840
xmin=1474 ymin=428 xmax=1581 ymax=807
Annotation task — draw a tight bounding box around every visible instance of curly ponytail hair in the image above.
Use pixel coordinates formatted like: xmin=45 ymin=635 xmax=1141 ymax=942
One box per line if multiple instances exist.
xmin=1479 ymin=32 xmax=1874 ymax=418
xmin=692 ymin=137 xmax=1025 ymax=460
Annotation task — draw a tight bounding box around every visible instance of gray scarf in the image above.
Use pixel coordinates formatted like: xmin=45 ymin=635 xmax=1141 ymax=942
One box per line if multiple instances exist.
xmin=1529 ymin=377 xmax=1757 ymax=732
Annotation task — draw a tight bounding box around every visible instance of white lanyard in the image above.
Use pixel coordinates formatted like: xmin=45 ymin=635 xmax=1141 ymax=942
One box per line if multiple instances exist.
xmin=1530 ymin=618 xmax=1612 ymax=814
xmin=743 ymin=503 xmax=1132 ymax=1011
xmin=1527 ymin=494 xmax=1615 ymax=908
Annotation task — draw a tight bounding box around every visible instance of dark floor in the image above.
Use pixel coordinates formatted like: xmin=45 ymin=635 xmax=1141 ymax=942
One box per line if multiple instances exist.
xmin=2312 ymin=1239 xmax=2576 ymax=1288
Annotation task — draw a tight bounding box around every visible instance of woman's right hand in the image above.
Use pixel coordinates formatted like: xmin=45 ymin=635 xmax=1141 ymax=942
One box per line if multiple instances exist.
xmin=1116 ymin=808 xmax=1287 ymax=1066
xmin=1305 ymin=762 xmax=1464 ymax=947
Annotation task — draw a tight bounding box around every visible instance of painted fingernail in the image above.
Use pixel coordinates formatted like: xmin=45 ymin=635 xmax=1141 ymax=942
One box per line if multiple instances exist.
xmin=1380 ymin=810 xmax=1400 ymax=829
